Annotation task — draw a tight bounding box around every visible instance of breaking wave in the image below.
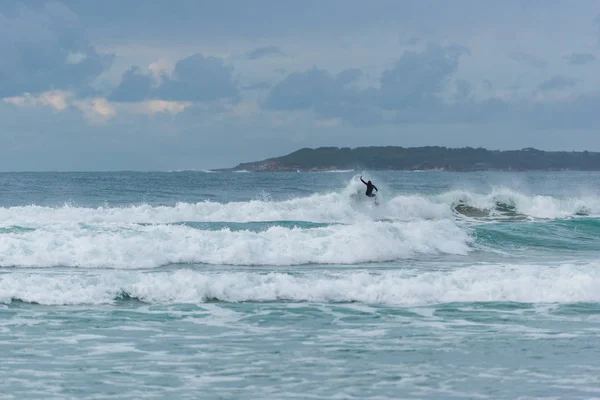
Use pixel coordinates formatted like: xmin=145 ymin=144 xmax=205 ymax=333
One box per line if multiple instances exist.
xmin=0 ymin=178 xmax=598 ymax=268
xmin=2 ymin=262 xmax=599 ymax=305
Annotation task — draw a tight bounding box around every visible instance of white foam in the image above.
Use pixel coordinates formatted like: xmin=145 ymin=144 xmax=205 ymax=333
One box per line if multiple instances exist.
xmin=1 ymin=180 xmax=598 ymax=269
xmin=2 ymin=262 xmax=600 ymax=305
xmin=436 ymin=188 xmax=600 ymax=219
xmin=0 ymin=187 xmax=389 ymax=226
xmin=0 ymin=184 xmax=597 ymax=229
xmin=0 ymin=219 xmax=470 ymax=268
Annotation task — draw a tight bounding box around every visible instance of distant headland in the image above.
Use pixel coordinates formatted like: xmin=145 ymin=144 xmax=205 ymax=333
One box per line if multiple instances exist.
xmin=214 ymin=146 xmax=600 ymax=172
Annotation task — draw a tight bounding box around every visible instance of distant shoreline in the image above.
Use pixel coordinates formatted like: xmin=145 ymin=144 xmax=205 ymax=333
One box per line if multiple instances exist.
xmin=214 ymin=146 xmax=600 ymax=172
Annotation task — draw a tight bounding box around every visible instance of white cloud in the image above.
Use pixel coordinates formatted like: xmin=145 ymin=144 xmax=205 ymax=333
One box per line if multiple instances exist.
xmin=66 ymin=52 xmax=88 ymax=65
xmin=4 ymin=90 xmax=69 ymax=111
xmin=73 ymin=98 xmax=116 ymax=124
xmin=148 ymin=59 xmax=175 ymax=79
xmin=130 ymin=100 xmax=191 ymax=115
xmin=315 ymin=118 xmax=342 ymax=127
xmin=4 ymin=90 xmax=115 ymax=123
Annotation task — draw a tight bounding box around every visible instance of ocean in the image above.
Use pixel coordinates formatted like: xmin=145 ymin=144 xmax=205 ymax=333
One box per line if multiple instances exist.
xmin=1 ymin=170 xmax=600 ymax=399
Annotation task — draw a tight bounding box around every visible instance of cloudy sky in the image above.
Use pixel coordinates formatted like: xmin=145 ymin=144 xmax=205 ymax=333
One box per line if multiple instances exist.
xmin=2 ymin=0 xmax=600 ymax=171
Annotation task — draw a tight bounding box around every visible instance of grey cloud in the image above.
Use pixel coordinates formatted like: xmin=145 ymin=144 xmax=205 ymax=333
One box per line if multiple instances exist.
xmin=335 ymin=68 xmax=362 ymax=85
xmin=528 ymin=93 xmax=600 ymax=130
xmin=315 ymin=101 xmax=383 ymax=127
xmin=262 ymin=41 xmax=600 ymax=133
xmin=109 ymin=67 xmax=153 ymax=101
xmin=446 ymin=92 xmax=600 ymax=131
xmin=0 ymin=2 xmax=113 ymax=98
xmin=563 ymin=52 xmax=596 ymax=65
xmin=247 ymin=46 xmax=288 ymax=60
xmin=243 ymin=82 xmax=272 ymax=91
xmin=266 ymin=68 xmax=355 ymax=111
xmin=266 ymin=68 xmax=330 ymax=110
xmin=265 ymin=44 xmax=469 ymax=124
xmin=158 ymin=54 xmax=239 ymax=102
xmin=378 ymin=44 xmax=469 ymax=110
xmin=39 ymin=0 xmax=420 ymax=42
xmin=265 ymin=67 xmax=379 ymax=126
xmin=40 ymin=0 xmax=581 ymax=48
xmin=406 ymin=36 xmax=420 ymax=45
xmin=537 ymin=76 xmax=577 ymax=92
xmin=109 ymin=53 xmax=239 ymax=103
xmin=454 ymin=79 xmax=473 ymax=101
xmin=263 ymin=42 xmax=598 ymax=133
xmin=445 ymin=97 xmax=513 ymax=124
xmin=509 ymin=51 xmax=547 ymax=69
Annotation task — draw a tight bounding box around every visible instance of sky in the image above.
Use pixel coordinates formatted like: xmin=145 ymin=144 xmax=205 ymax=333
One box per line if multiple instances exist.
xmin=1 ymin=0 xmax=600 ymax=171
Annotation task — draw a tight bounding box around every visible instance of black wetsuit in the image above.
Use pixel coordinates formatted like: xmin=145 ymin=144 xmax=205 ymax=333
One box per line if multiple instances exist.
xmin=360 ymin=178 xmax=378 ymax=197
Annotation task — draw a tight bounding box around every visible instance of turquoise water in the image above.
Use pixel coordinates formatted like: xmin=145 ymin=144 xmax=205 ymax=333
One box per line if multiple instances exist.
xmin=1 ymin=171 xmax=600 ymax=399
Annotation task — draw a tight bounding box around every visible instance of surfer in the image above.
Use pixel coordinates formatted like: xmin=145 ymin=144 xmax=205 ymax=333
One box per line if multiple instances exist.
xmin=359 ymin=176 xmax=378 ymax=198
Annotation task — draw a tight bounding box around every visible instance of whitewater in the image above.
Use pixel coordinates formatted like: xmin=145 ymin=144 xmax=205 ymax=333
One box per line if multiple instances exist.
xmin=2 ymin=170 xmax=600 ymax=399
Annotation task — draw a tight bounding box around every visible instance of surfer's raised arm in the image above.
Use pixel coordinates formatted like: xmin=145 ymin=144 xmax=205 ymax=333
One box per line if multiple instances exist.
xmin=360 ymin=175 xmax=367 ymax=185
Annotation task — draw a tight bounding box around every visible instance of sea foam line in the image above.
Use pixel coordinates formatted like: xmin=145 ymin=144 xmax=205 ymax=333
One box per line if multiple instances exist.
xmin=2 ymin=263 xmax=599 ymax=305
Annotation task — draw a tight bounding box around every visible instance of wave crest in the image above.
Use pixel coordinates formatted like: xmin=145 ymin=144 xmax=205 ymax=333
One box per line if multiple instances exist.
xmin=0 ymin=220 xmax=470 ymax=268
xmin=3 ymin=263 xmax=599 ymax=305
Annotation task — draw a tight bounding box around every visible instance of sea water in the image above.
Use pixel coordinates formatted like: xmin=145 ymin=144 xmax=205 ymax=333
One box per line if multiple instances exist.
xmin=1 ymin=171 xmax=600 ymax=399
